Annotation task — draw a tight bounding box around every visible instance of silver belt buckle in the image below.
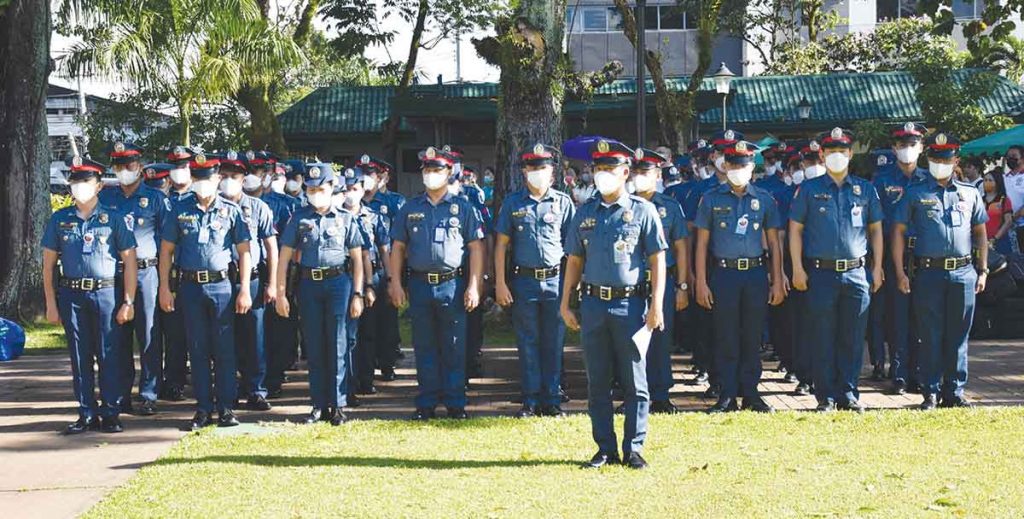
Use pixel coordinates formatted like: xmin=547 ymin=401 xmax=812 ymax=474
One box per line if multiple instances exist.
xmin=311 ymin=268 xmax=324 ymax=281
xmin=534 ymin=268 xmax=545 ymax=280
xmin=835 ymin=259 xmax=848 ymax=272
xmin=599 ymin=286 xmax=612 ymax=301
xmin=427 ymin=272 xmax=440 ymax=284
xmin=196 ymin=270 xmax=210 ymax=283
xmin=737 ymin=258 xmax=750 ymax=271
xmin=944 ymin=258 xmax=957 ymax=270
xmin=80 ymin=278 xmax=95 ymax=290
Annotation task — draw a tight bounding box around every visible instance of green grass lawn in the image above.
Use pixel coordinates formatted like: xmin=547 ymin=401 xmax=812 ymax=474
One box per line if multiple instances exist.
xmin=21 ymin=321 xmax=66 ymax=355
xmin=86 ymin=408 xmax=1024 ymax=518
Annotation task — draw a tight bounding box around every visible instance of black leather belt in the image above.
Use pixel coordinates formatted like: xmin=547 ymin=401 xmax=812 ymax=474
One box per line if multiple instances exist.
xmin=581 ymin=282 xmax=642 ymax=300
xmin=59 ymin=277 xmax=115 ymax=291
xmin=714 ymin=255 xmax=766 ymax=270
xmin=916 ymin=255 xmax=971 ymax=270
xmin=808 ymin=257 xmax=865 ymax=272
xmin=371 ymin=259 xmax=383 ymax=271
xmin=300 ymin=265 xmax=347 ymax=281
xmin=409 ymin=268 xmax=462 ymax=285
xmin=138 ymin=258 xmax=158 ymax=269
xmin=513 ymin=264 xmax=560 ymax=280
xmin=180 ymin=269 xmax=229 ymax=284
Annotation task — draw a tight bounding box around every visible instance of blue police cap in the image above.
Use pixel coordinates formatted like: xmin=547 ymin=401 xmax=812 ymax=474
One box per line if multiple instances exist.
xmin=925 ymin=131 xmax=961 ymax=159
xmin=107 ymin=141 xmax=144 ymax=165
xmin=165 ymin=145 xmax=194 ymax=167
xmin=304 ymin=163 xmax=336 ymax=187
xmin=590 ymin=140 xmax=634 ymax=166
xmin=215 ymin=150 xmax=248 ymax=174
xmin=723 ymin=141 xmax=760 ymax=165
xmin=64 ymin=155 xmax=108 ymax=182
xmin=664 ymin=165 xmax=682 ymax=181
xmin=189 ymin=153 xmax=221 ymax=179
xmin=711 ymin=129 xmax=744 ymax=150
xmin=342 ymin=167 xmax=365 ymax=186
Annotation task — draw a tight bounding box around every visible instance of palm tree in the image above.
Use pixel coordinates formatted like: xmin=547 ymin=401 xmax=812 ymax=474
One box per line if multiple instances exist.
xmin=57 ymin=0 xmax=304 ymax=146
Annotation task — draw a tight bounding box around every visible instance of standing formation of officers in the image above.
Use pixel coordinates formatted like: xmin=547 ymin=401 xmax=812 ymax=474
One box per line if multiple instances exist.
xmin=43 ymin=123 xmax=987 ymax=469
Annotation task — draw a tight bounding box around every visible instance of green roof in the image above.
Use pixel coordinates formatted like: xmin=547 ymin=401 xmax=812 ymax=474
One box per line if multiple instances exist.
xmin=279 ymin=70 xmax=1024 ymax=136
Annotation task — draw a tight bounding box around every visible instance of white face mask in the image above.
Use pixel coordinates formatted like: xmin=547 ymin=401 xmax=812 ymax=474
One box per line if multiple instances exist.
xmin=783 ymin=175 xmax=793 ymax=186
xmin=308 ymin=190 xmax=332 ymax=209
xmin=526 ymin=169 xmax=552 ymax=190
xmin=169 ymin=168 xmax=191 ymax=185
xmin=625 ymin=180 xmax=636 ymax=194
xmin=824 ymin=153 xmax=850 ymax=173
xmin=792 ymin=170 xmax=805 ymax=185
xmin=116 ymin=168 xmax=140 ymax=186
xmin=714 ymin=155 xmax=726 ymax=172
xmin=270 ymin=177 xmax=286 ymax=194
xmin=446 ymin=183 xmax=461 ymax=196
xmin=632 ymin=173 xmax=657 ymax=193
xmin=262 ymin=175 xmax=272 ymax=188
xmin=344 ymin=191 xmax=362 ymax=207
xmin=655 ymin=179 xmax=665 ymax=193
xmin=895 ymin=146 xmax=922 ymax=165
xmin=285 ymin=180 xmax=301 ymax=194
xmin=220 ymin=177 xmax=242 ymax=198
xmin=929 ymin=161 xmax=954 ymax=180
xmin=423 ymin=172 xmax=448 ymax=191
xmin=191 ymin=179 xmax=218 ymax=198
xmin=242 ymin=174 xmax=262 ymax=192
xmin=70 ymin=182 xmax=98 ymax=203
xmin=594 ymin=171 xmax=622 ymax=196
xmin=726 ymin=165 xmax=754 ymax=187
xmin=332 ymin=193 xmax=346 ymax=208
xmin=765 ymin=164 xmax=777 ymax=176
xmin=804 ymin=164 xmax=826 ymax=179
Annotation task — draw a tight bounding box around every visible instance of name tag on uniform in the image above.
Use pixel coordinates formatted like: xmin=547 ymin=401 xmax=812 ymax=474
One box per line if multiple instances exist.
xmin=82 ymin=232 xmax=95 ymax=254
xmin=852 ymin=205 xmax=863 ymax=228
xmin=434 ymin=225 xmax=446 ymax=243
xmin=198 ymin=227 xmax=210 ymax=244
xmin=951 ymin=209 xmax=963 ymax=227
xmin=735 ymin=214 xmax=749 ymax=235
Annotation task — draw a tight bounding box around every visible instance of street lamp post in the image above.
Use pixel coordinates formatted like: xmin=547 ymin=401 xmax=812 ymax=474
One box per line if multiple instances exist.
xmin=797 ymin=96 xmax=813 ymax=122
xmin=712 ymin=62 xmax=734 ymax=130
xmin=636 ymin=0 xmax=647 ymax=146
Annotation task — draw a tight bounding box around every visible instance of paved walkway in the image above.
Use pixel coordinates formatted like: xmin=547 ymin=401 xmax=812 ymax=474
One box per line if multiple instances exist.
xmin=2 ymin=339 xmax=1023 ymax=518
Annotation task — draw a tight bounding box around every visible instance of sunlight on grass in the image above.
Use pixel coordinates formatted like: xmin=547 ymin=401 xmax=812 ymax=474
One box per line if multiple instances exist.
xmin=22 ymin=321 xmax=66 ymax=355
xmin=86 ymin=408 xmax=1024 ymax=518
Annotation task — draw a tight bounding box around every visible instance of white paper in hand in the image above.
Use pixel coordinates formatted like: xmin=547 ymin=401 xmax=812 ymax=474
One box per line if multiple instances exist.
xmin=632 ymin=325 xmax=653 ymax=361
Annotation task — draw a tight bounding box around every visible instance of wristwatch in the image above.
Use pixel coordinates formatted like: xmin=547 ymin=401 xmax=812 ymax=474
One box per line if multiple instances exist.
xmin=676 ymin=282 xmax=689 ymax=291
xmin=978 ymin=267 xmax=990 ymax=275
xmin=123 ymin=300 xmax=134 ymax=307
xmin=353 ymin=291 xmax=364 ymax=298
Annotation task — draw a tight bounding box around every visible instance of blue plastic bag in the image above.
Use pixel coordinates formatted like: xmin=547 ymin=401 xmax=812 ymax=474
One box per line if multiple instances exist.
xmin=0 ymin=318 xmax=26 ymax=361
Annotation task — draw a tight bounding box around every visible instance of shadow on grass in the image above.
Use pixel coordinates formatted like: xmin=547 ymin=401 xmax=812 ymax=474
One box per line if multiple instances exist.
xmin=147 ymin=454 xmax=580 ymax=470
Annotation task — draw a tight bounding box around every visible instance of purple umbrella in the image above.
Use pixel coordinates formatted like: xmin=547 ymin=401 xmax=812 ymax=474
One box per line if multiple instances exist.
xmin=561 ymin=135 xmax=622 ymax=162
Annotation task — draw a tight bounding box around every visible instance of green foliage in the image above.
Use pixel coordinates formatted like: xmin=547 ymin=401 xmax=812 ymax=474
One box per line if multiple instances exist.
xmin=852 ymin=119 xmax=891 ymax=151
xmin=50 ymin=194 xmax=74 ymax=212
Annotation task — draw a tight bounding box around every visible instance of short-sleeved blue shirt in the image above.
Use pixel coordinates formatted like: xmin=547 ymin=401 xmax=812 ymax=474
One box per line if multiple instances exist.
xmin=98 ymin=184 xmax=169 ymax=261
xmin=893 ymin=177 xmax=987 ymax=258
xmin=756 ymin=173 xmax=796 ymax=222
xmin=42 ymin=204 xmax=137 ymax=279
xmin=494 ymin=188 xmax=576 ymax=269
xmin=348 ymin=204 xmax=390 ymax=266
xmin=279 ymin=205 xmax=364 ymax=269
xmin=789 ymin=174 xmax=884 ymax=260
xmin=872 ymin=164 xmax=928 ymax=236
xmin=683 ymin=176 xmax=724 ymax=222
xmin=161 ymin=196 xmax=251 ymax=272
xmin=648 ymin=192 xmax=689 ymax=268
xmin=391 ymin=192 xmax=485 ymax=272
xmin=261 ymin=191 xmax=299 ymax=238
xmin=229 ymin=194 xmax=276 ymax=265
xmin=695 ymin=183 xmax=781 ymax=259
xmin=565 ymin=194 xmax=668 ymax=287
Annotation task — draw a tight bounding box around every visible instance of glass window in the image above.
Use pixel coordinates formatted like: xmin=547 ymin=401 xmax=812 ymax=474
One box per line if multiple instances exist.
xmin=582 ymin=7 xmax=608 ymax=32
xmin=952 ymin=0 xmax=975 ymax=18
xmin=660 ymin=5 xmax=686 ymax=29
xmin=899 ymin=0 xmax=919 ymax=18
xmin=608 ymin=7 xmax=624 ymax=31
xmin=566 ymin=7 xmax=577 ymax=33
xmin=644 ymin=6 xmax=660 ymax=30
xmin=684 ymin=5 xmax=698 ymax=29
xmin=876 ymin=0 xmax=898 ymax=21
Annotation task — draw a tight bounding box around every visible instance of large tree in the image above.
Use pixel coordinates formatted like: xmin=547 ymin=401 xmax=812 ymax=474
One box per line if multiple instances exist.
xmin=0 ymin=0 xmax=50 ymax=319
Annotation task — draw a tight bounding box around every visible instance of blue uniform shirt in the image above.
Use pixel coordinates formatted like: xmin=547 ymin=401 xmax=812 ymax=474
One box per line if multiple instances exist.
xmin=230 ymin=194 xmax=276 ymax=265
xmin=893 ymin=177 xmax=987 ymax=258
xmin=565 ymin=194 xmax=668 ymax=287
xmin=99 ymin=184 xmax=170 ymax=261
xmin=494 ymin=188 xmax=576 ymax=268
xmin=460 ymin=184 xmax=493 ymax=235
xmin=757 ymin=173 xmax=795 ymax=221
xmin=161 ymin=196 xmax=251 ymax=272
xmin=649 ymin=192 xmax=689 ymax=268
xmin=695 ymin=183 xmax=781 ymax=259
xmin=280 ymin=205 xmax=364 ymax=269
xmin=683 ymin=176 xmax=723 ymax=222
xmin=789 ymin=174 xmax=884 ymax=260
xmin=350 ymin=204 xmax=390 ymax=266
xmin=261 ymin=191 xmax=298 ymax=238
xmin=42 ymin=204 xmax=138 ymax=279
xmin=391 ymin=192 xmax=485 ymax=272
xmin=168 ymin=189 xmax=194 ymax=205
xmin=872 ymin=164 xmax=928 ymax=235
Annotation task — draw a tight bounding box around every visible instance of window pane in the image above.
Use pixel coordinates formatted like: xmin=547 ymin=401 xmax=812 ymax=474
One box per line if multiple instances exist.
xmin=608 ymin=7 xmax=624 ymax=31
xmin=566 ymin=7 xmax=577 ymax=33
xmin=582 ymin=7 xmax=607 ymax=32
xmin=644 ymin=6 xmax=659 ymax=30
xmin=952 ymin=0 xmax=974 ymax=18
xmin=899 ymin=0 xmax=919 ymax=18
xmin=659 ymin=5 xmax=685 ymax=29
xmin=876 ymin=0 xmax=898 ymax=21
xmin=684 ymin=5 xmax=698 ymax=29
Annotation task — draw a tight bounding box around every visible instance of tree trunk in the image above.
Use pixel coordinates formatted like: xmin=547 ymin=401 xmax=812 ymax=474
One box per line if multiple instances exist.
xmin=0 ymin=0 xmax=50 ymax=320
xmin=237 ymin=84 xmax=287 ymax=153
xmin=381 ymin=0 xmax=429 ymax=184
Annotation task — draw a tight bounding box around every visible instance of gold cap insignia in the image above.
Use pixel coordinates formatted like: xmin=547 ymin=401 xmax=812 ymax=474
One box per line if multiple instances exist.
xmin=635 ymin=148 xmax=644 ymax=160
xmin=425 ymin=147 xmax=437 ymax=159
xmin=831 ymin=127 xmax=844 ymax=140
xmin=534 ymin=143 xmax=545 ymax=155
xmin=809 ymin=141 xmax=820 ymax=152
xmin=309 ymin=166 xmax=321 ymax=178
xmin=72 ymin=156 xmax=83 ymax=167
xmin=114 ymin=142 xmax=125 ymax=153
xmin=360 ymin=154 xmax=370 ymax=164
xmin=597 ymin=140 xmax=610 ymax=153
xmin=735 ymin=141 xmax=748 ymax=152
xmin=936 ymin=133 xmax=948 ymax=145
xmin=195 ymin=154 xmax=207 ymax=165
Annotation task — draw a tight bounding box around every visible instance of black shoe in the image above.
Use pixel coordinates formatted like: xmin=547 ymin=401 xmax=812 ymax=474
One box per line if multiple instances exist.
xmin=539 ymin=404 xmax=566 ymax=417
xmin=330 ymin=408 xmax=347 ymax=426
xmin=581 ymin=451 xmax=621 ymax=469
xmin=907 ymin=381 xmax=922 ymax=394
xmin=267 ymin=386 xmax=283 ymax=399
xmin=691 ymin=371 xmax=709 ymax=384
xmin=783 ymin=372 xmax=798 ymax=383
xmin=920 ymin=394 xmax=938 ymax=411
xmin=190 ymin=411 xmax=213 ymax=431
xmin=703 ymin=384 xmax=721 ymax=399
xmin=379 ymin=367 xmax=396 ymax=382
xmin=940 ymin=395 xmax=974 ymax=408
xmin=101 ymin=416 xmax=124 ymax=433
xmin=515 ymin=404 xmax=537 ymax=418
xmin=65 ymin=416 xmax=100 ymax=435
xmin=815 ymin=401 xmax=836 ymax=413
xmin=560 ymin=387 xmax=571 ymax=403
xmin=322 ymin=407 xmax=336 ymax=422
xmin=305 ymin=408 xmax=324 ymax=424
xmin=650 ymin=400 xmax=679 ymax=414
xmin=707 ymin=397 xmax=739 ymax=413
xmin=623 ymin=451 xmax=648 ymax=469
xmin=138 ymin=400 xmax=157 ymax=416
xmin=347 ymin=394 xmax=362 ymax=408
xmin=838 ymin=399 xmax=866 ymax=414
xmin=120 ymin=400 xmax=135 ymax=415
xmin=358 ymin=384 xmax=378 ymax=395
xmin=891 ymin=380 xmax=907 ymax=395
xmin=742 ymin=396 xmax=774 ymax=413
xmin=395 ymin=347 xmax=406 ymax=360
xmin=614 ymin=403 xmax=626 ymax=414
xmin=218 ymin=410 xmax=240 ymax=427
xmin=411 ymin=407 xmax=435 ymax=421
xmin=871 ymin=363 xmax=885 ymax=381
xmin=167 ymin=386 xmax=186 ymax=401
xmin=794 ymin=382 xmax=812 ymax=396
xmin=246 ymin=395 xmax=272 ymax=411
xmin=446 ymin=407 xmax=469 ymax=419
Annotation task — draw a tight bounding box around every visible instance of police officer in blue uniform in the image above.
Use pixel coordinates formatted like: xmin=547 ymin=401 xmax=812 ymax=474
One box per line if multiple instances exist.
xmin=866 ymin=151 xmax=893 ymax=380
xmin=786 ymin=140 xmax=822 ymax=395
xmin=630 ymin=147 xmax=689 ymax=414
xmin=388 ymin=147 xmax=485 ymax=420
xmin=873 ymin=123 xmax=929 ymax=393
xmin=217 ymin=151 xmax=278 ymax=411
xmin=561 ymin=140 xmax=667 ymax=470
xmin=277 ymin=164 xmax=365 ymax=425
xmin=695 ymin=141 xmax=786 ymax=413
xmin=789 ymin=128 xmax=884 ymax=413
xmin=159 ymin=153 xmax=253 ymax=430
xmin=494 ymin=143 xmax=575 ymax=418
xmin=892 ymin=132 xmax=988 ymax=410
xmin=159 ymin=146 xmax=195 ymax=402
xmin=43 ymin=155 xmax=139 ymax=434
xmin=143 ymin=163 xmax=173 ymax=193
xmin=99 ymin=141 xmax=169 ymax=416
xmin=265 ymin=160 xmax=303 ymax=397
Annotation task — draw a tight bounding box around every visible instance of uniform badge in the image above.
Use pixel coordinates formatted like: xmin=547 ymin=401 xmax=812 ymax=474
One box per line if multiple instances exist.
xmin=124 ymin=214 xmax=134 ymax=231
xmin=98 ymin=235 xmax=108 ymax=244
xmin=218 ymin=207 xmax=228 ymax=218
xmin=195 ymin=154 xmax=207 ymax=165
xmin=735 ymin=141 xmax=747 ymax=152
xmin=904 ymin=122 xmax=916 ymax=133
xmin=450 ymin=204 xmax=459 ymax=216
xmin=614 ymin=239 xmax=628 ymax=252
xmin=956 ymin=201 xmax=967 ymax=212
xmin=98 ymin=213 xmax=108 ymax=224
xmin=597 ymin=140 xmax=610 ymax=153
xmin=246 ymin=150 xmax=256 ymax=161
xmin=412 ymin=226 xmax=419 ymax=233
xmin=243 ymin=206 xmax=252 ymax=216
xmin=635 ymin=148 xmax=644 ymax=160
xmin=658 ymin=207 xmax=667 ymax=218
xmin=750 ymin=199 xmax=760 ymax=211
xmin=137 ymin=217 xmax=145 ymax=226
xmin=753 ymin=222 xmax=760 ymax=230
xmin=543 ymin=212 xmax=557 ymax=223
xmin=381 ymin=206 xmax=388 ymax=215
xmin=720 ymin=221 xmax=727 ymax=228
xmin=174 ymin=146 xmax=186 ymax=156
xmin=853 ymin=185 xmax=861 ymax=196
xmin=809 ymin=141 xmax=820 ymax=152
xmin=831 ymin=127 xmax=844 ymax=140
xmin=425 ymin=147 xmax=437 ymax=159
xmin=139 ymin=198 xmax=149 ymax=209
xmin=534 ymin=143 xmax=545 ymax=155
xmin=72 ymin=155 xmax=83 ymax=167
xmin=360 ymin=154 xmax=370 ymax=165
xmin=622 ymin=210 xmax=634 ymax=223
xmin=309 ymin=166 xmax=321 ymax=178
xmin=227 ymin=150 xmax=238 ymax=161
xmin=517 ymin=225 xmax=524 ymax=232
xmin=210 ymin=220 xmax=222 ymax=231
xmin=724 ymin=130 xmax=735 ymax=141
xmin=114 ymin=142 xmax=125 ymax=153
xmin=697 ymin=139 xmax=707 ymax=149
xmin=936 ymin=133 xmax=948 ymax=146
xmin=877 ymin=155 xmax=888 ymax=167
xmin=83 ymin=233 xmax=95 ymax=245
xmin=62 ymin=235 xmax=69 ymax=241
xmin=326 ymin=226 xmax=338 ymax=236
xmin=449 ymin=217 xmax=460 ymax=227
